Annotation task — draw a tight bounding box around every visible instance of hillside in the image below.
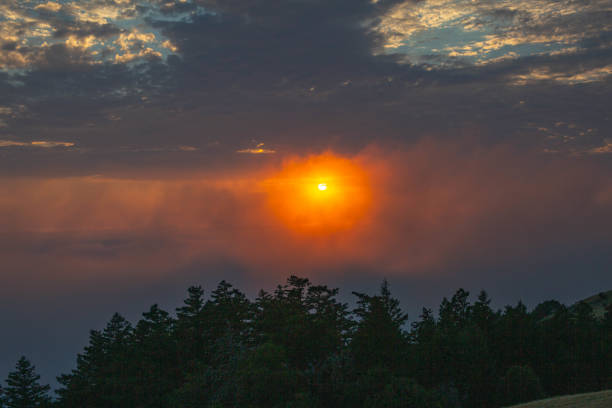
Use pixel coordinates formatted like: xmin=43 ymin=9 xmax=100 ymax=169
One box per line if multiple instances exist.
xmin=506 ymin=390 xmax=612 ymax=408
xmin=571 ymin=290 xmax=612 ymax=320
xmin=535 ymin=289 xmax=612 ymax=322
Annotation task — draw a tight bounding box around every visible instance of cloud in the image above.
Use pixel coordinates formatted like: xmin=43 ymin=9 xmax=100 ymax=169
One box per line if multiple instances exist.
xmin=1 ymin=143 xmax=611 ymax=295
xmin=0 ymin=139 xmax=74 ymax=148
xmin=588 ymin=139 xmax=612 ymax=154
xmin=30 ymin=141 xmax=76 ymax=148
xmin=374 ymin=0 xmax=612 ymax=67
xmin=65 ymin=35 xmax=99 ymax=50
xmin=0 ymin=0 xmax=610 ymax=176
xmin=113 ymin=28 xmax=163 ymax=64
xmin=511 ymin=64 xmax=612 ymax=85
xmin=0 ymin=0 xmax=184 ymax=70
xmin=34 ymin=2 xmax=63 ymax=13
xmin=236 ymin=143 xmax=276 ymax=155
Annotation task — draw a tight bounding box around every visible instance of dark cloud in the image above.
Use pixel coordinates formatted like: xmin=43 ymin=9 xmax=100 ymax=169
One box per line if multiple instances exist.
xmin=0 ymin=0 xmax=609 ymax=160
xmin=52 ymin=22 xmax=121 ymax=39
xmin=1 ymin=41 xmax=17 ymax=51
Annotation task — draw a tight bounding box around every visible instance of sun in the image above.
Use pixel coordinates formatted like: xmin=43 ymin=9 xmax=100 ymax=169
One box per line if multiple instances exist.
xmin=264 ymin=153 xmax=371 ymax=234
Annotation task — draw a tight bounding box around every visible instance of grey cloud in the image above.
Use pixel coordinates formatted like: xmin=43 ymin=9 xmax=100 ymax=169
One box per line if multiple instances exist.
xmin=0 ymin=0 xmax=610 ymax=173
xmin=52 ymin=22 xmax=121 ymax=39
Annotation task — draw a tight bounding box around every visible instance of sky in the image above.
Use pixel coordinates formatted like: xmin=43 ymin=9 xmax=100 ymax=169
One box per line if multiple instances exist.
xmin=1 ymin=0 xmax=612 ymax=389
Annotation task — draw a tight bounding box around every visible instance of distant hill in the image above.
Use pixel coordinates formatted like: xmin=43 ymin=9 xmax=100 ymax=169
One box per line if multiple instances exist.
xmin=570 ymin=290 xmax=612 ymax=320
xmin=505 ymin=390 xmax=612 ymax=408
xmin=534 ymin=289 xmax=612 ymax=321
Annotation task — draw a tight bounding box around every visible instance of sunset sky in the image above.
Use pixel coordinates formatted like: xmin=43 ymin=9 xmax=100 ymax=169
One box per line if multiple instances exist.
xmin=1 ymin=0 xmax=612 ymax=386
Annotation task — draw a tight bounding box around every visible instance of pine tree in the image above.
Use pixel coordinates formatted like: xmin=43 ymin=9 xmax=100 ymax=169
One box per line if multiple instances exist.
xmin=56 ymin=313 xmax=134 ymax=407
xmin=176 ymin=286 xmax=205 ymax=321
xmin=209 ymin=280 xmax=252 ymax=344
xmin=100 ymin=313 xmax=135 ymax=406
xmin=351 ymin=279 xmax=408 ymax=373
xmin=438 ymin=288 xmax=471 ymax=331
xmin=411 ymin=307 xmax=440 ymax=387
xmin=472 ymin=290 xmax=494 ymax=332
xmin=56 ymin=329 xmax=106 ymax=407
xmin=133 ymin=304 xmax=178 ymax=407
xmin=4 ymin=356 xmax=50 ymax=408
xmin=175 ymin=285 xmax=207 ymax=369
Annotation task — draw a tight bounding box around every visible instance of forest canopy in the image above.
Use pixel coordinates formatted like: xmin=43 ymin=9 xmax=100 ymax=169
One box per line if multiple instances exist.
xmin=2 ymin=276 xmax=611 ymax=408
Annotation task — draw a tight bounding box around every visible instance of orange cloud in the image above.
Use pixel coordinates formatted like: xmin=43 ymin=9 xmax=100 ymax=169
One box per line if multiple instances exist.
xmin=236 ymin=142 xmax=276 ymax=154
xmin=0 ymin=140 xmax=74 ymax=148
xmin=1 ymin=142 xmax=611 ymax=295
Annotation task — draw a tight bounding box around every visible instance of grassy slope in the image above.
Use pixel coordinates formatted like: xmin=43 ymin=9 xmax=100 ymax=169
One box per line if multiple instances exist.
xmin=505 ymin=390 xmax=612 ymax=408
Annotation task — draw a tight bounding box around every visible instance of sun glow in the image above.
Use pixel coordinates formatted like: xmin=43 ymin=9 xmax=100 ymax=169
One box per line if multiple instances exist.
xmin=264 ymin=153 xmax=371 ymax=234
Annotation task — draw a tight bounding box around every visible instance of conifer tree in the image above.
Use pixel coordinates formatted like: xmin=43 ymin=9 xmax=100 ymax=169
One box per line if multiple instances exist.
xmin=472 ymin=290 xmax=495 ymax=332
xmin=255 ymin=276 xmax=349 ymax=372
xmin=410 ymin=307 xmax=439 ymax=387
xmin=177 ymin=286 xmax=205 ymax=320
xmin=4 ymin=356 xmax=50 ymax=408
xmin=56 ymin=313 xmax=134 ymax=407
xmin=175 ymin=285 xmax=207 ymax=369
xmin=56 ymin=329 xmax=104 ymax=407
xmin=351 ymin=279 xmax=408 ymax=373
xmin=133 ymin=304 xmax=178 ymax=407
xmin=49 ymin=277 xmax=612 ymax=408
xmin=209 ymin=280 xmax=252 ymax=343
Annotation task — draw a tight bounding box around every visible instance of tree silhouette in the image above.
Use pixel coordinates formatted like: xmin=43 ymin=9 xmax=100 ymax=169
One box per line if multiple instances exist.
xmin=57 ymin=313 xmax=134 ymax=407
xmin=48 ymin=276 xmax=612 ymax=408
xmin=176 ymin=285 xmax=206 ymax=368
xmin=4 ymin=356 xmax=50 ymax=408
xmin=133 ymin=304 xmax=178 ymax=407
xmin=605 ymin=303 xmax=612 ymax=388
xmin=497 ymin=365 xmax=544 ymax=406
xmin=351 ymin=279 xmax=408 ymax=373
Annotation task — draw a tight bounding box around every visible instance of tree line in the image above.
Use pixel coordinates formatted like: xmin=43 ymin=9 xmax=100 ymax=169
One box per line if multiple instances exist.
xmin=2 ymin=276 xmax=611 ymax=407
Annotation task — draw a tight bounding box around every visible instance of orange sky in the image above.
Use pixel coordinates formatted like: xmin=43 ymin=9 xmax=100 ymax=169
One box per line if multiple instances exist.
xmin=263 ymin=152 xmax=373 ymax=234
xmin=2 ymin=140 xmax=611 ymax=295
